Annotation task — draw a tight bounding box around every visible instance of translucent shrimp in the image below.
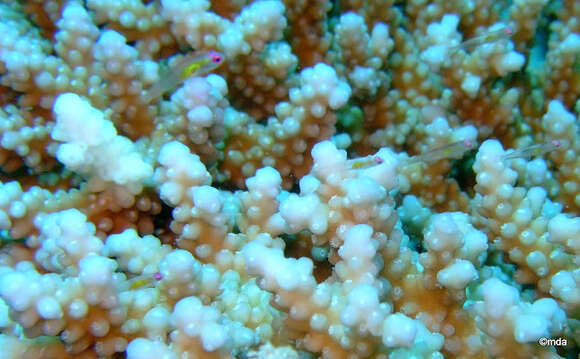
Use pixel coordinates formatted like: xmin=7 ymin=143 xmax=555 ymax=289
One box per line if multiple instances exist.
xmin=503 ymin=140 xmax=560 ymax=160
xmin=347 ymin=155 xmax=384 ymax=170
xmin=452 ymin=25 xmax=513 ymax=53
xmin=143 ymin=50 xmax=225 ymax=103
xmin=405 ymin=139 xmax=475 ymax=165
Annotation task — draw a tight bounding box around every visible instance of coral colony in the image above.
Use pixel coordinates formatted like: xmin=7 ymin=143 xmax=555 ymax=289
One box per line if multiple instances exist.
xmin=1 ymin=0 xmax=580 ymax=358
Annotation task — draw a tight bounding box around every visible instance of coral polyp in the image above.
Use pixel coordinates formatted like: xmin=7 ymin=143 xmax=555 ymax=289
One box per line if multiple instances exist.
xmin=0 ymin=1 xmax=578 ymax=358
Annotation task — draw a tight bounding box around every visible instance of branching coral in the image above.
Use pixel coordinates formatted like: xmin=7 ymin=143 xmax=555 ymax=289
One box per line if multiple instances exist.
xmin=0 ymin=0 xmax=579 ymax=358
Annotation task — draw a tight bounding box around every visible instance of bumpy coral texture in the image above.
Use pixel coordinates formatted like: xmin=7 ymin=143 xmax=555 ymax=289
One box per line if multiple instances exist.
xmin=0 ymin=0 xmax=579 ymax=359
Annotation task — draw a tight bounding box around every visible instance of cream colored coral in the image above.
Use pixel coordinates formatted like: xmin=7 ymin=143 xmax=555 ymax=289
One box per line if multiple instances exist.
xmin=473 ymin=139 xmax=580 ymax=313
xmin=55 ymin=2 xmax=100 ymax=68
xmin=1 ymin=1 xmax=580 ymax=358
xmin=52 ymin=93 xmax=153 ymax=194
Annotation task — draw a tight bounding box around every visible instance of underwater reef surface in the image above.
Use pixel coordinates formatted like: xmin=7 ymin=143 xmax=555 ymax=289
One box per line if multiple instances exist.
xmin=0 ymin=0 xmax=579 ymax=358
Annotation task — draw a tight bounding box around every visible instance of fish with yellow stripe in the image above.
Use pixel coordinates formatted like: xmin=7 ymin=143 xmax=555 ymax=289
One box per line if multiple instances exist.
xmin=143 ymin=50 xmax=225 ymax=103
xmin=347 ymin=155 xmax=384 ymax=170
xmin=128 ymin=271 xmax=163 ymax=290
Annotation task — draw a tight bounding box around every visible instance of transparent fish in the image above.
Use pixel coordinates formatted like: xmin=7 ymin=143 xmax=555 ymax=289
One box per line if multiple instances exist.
xmin=452 ymin=25 xmax=513 ymax=53
xmin=503 ymin=140 xmax=560 ymax=160
xmin=143 ymin=50 xmax=225 ymax=103
xmin=128 ymin=272 xmax=163 ymax=290
xmin=347 ymin=155 xmax=384 ymax=170
xmin=406 ymin=139 xmax=475 ymax=165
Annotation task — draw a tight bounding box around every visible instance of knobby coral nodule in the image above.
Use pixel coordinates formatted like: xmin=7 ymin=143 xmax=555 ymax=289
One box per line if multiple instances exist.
xmin=0 ymin=0 xmax=579 ymax=358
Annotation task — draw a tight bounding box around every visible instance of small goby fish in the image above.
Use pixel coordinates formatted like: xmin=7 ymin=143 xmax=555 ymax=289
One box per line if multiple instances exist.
xmin=143 ymin=50 xmax=225 ymax=103
xmin=347 ymin=155 xmax=384 ymax=170
xmin=503 ymin=140 xmax=561 ymax=160
xmin=452 ymin=25 xmax=513 ymax=53
xmin=129 ymin=272 xmax=163 ymax=290
xmin=406 ymin=139 xmax=475 ymax=165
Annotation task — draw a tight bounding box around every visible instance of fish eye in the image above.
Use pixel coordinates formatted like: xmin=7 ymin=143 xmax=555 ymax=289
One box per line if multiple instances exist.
xmin=208 ymin=51 xmax=223 ymax=64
